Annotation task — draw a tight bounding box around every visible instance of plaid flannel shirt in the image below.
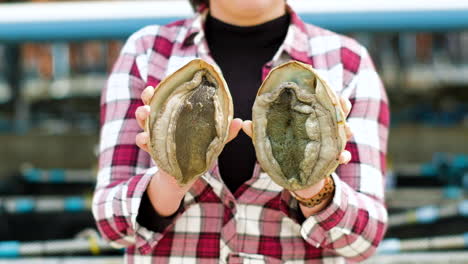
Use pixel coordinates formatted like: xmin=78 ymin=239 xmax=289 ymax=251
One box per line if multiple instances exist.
xmin=93 ymin=6 xmax=389 ymax=264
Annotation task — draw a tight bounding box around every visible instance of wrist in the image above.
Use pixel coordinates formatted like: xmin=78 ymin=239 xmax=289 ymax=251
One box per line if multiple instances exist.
xmin=290 ymin=176 xmax=335 ymax=216
xmin=155 ymin=169 xmax=191 ymax=197
xmin=293 ymin=178 xmax=326 ymax=198
xmin=147 ymin=169 xmax=188 ymax=217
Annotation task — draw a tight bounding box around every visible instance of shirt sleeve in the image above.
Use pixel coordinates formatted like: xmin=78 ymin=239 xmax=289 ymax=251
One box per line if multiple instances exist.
xmin=91 ymin=26 xmax=184 ymax=254
xmin=299 ymin=46 xmax=389 ymax=262
xmin=137 ymin=191 xmax=184 ymax=233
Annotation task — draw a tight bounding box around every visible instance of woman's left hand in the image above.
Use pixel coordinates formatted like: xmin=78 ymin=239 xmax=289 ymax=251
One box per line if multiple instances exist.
xmin=242 ymin=95 xmax=353 ymax=215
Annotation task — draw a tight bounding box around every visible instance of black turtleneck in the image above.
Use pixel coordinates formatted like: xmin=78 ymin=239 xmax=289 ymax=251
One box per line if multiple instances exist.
xmin=205 ymin=13 xmax=290 ymax=194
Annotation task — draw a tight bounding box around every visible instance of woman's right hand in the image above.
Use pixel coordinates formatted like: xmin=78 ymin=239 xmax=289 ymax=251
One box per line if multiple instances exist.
xmin=135 ymin=86 xmax=188 ymax=216
xmin=134 ymin=86 xmax=244 ymax=216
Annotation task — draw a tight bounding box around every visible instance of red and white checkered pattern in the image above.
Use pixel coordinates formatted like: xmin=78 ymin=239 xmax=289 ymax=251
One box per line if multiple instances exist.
xmin=93 ymin=6 xmax=389 ymax=263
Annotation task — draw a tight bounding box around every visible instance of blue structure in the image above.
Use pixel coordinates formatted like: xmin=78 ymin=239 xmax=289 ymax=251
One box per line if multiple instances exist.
xmin=1 ymin=1 xmax=468 ymax=42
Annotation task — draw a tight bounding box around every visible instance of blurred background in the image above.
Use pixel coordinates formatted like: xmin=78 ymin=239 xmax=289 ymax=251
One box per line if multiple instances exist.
xmin=0 ymin=0 xmax=467 ymax=263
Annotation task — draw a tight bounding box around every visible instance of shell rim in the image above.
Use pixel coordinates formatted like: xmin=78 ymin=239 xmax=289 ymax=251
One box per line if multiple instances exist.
xmin=144 ymin=59 xmax=234 ymax=183
xmin=252 ymin=60 xmax=347 ymax=190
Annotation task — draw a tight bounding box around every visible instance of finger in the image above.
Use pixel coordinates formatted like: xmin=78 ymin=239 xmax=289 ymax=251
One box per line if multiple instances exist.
xmin=242 ymin=120 xmax=253 ymax=138
xmin=345 ymin=123 xmax=353 ymax=140
xmin=141 ymin=86 xmax=155 ymax=105
xmin=136 ymin=132 xmax=150 ymax=153
xmin=226 ymin=118 xmax=243 ymax=143
xmin=136 ymin=105 xmax=151 ymax=129
xmin=340 ymin=96 xmax=352 ymax=117
xmin=338 ymin=150 xmax=352 ymax=164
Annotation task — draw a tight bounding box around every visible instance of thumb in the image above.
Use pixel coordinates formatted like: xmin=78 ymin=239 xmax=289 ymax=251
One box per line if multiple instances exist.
xmin=226 ymin=118 xmax=243 ymax=143
xmin=242 ymin=120 xmax=253 ymax=138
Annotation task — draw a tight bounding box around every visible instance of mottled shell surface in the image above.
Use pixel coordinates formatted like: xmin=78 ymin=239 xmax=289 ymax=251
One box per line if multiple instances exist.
xmin=146 ymin=59 xmax=233 ymax=186
xmin=252 ymin=61 xmax=347 ymax=191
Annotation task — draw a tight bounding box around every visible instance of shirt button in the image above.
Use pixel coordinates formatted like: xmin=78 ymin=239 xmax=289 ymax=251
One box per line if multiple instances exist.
xmin=228 ymin=201 xmax=235 ymax=208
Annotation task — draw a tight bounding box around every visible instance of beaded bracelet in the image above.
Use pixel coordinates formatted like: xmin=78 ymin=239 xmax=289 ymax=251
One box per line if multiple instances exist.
xmin=290 ymin=176 xmax=335 ymax=208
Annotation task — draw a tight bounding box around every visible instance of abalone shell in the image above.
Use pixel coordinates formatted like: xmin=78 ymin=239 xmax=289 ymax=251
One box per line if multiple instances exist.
xmin=252 ymin=61 xmax=347 ymax=190
xmin=146 ymin=59 xmax=233 ymax=186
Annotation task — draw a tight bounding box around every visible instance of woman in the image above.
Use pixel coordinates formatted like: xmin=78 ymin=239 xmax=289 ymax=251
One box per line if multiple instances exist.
xmin=93 ymin=0 xmax=389 ymax=262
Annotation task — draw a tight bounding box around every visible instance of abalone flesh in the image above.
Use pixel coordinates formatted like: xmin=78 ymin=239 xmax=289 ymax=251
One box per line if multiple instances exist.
xmin=252 ymin=61 xmax=347 ymax=191
xmin=146 ymin=59 xmax=233 ymax=186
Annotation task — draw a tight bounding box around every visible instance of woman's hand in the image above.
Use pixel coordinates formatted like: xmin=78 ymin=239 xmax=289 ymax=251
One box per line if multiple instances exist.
xmin=134 ymin=86 xmax=244 ymax=216
xmin=242 ymin=95 xmax=353 ymax=215
xmin=294 ymin=96 xmax=352 ymax=215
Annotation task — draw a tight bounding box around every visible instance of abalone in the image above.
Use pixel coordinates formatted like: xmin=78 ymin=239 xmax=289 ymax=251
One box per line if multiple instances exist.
xmin=146 ymin=59 xmax=233 ymax=186
xmin=252 ymin=61 xmax=347 ymax=191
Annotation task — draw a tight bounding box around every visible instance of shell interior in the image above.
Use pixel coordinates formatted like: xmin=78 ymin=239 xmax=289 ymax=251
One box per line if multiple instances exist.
xmin=146 ymin=59 xmax=233 ymax=185
xmin=252 ymin=61 xmax=346 ymax=190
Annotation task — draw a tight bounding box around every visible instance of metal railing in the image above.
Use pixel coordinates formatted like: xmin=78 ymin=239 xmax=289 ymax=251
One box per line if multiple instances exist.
xmin=1 ymin=0 xmax=468 ymax=42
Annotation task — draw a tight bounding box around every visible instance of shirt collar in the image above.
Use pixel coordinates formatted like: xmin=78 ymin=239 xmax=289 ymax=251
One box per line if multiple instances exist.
xmin=275 ymin=5 xmax=313 ymax=65
xmin=181 ymin=9 xmax=208 ymax=48
xmin=181 ymin=5 xmax=313 ymax=65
